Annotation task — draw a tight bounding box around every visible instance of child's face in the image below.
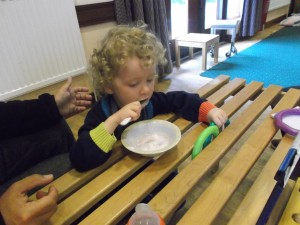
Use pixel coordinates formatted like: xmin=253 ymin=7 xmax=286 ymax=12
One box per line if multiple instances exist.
xmin=107 ymin=57 xmax=156 ymax=108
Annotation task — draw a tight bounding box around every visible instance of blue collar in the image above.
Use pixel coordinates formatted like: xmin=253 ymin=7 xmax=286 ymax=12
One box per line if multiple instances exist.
xmin=101 ymin=95 xmax=153 ymax=121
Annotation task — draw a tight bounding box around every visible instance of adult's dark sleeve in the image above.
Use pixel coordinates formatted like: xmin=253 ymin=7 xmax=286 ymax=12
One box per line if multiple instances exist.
xmin=0 ymin=94 xmax=62 ymax=139
xmin=0 ymin=213 xmax=5 ymax=225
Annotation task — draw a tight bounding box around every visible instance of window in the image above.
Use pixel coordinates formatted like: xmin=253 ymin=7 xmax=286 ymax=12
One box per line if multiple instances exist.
xmin=226 ymin=0 xmax=244 ymax=19
xmin=204 ymin=0 xmax=244 ymax=29
xmin=205 ymin=0 xmax=218 ymax=29
xmin=171 ymin=0 xmax=189 ymax=39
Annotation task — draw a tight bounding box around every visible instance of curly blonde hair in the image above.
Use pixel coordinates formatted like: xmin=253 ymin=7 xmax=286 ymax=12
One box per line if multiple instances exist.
xmin=89 ymin=25 xmax=167 ymax=99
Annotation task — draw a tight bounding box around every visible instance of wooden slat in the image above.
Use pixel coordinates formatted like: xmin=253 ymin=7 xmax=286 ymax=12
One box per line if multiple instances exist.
xmin=177 ymin=88 xmax=300 ymax=225
xmin=77 ymin=81 xmax=266 ymax=224
xmin=228 ymin=135 xmax=294 ymax=225
xmin=48 ymin=154 xmax=150 ymax=225
xmin=48 ymin=117 xmax=192 ymax=225
xmin=220 ymin=81 xmax=263 ymax=117
xmin=153 ymin=113 xmax=177 ymax=121
xmin=206 ymin=77 xmax=246 ymax=106
xmin=148 ymin=85 xmax=282 ymax=221
xmin=197 ymin=75 xmax=230 ymax=98
xmin=30 ymin=143 xmax=126 ymax=202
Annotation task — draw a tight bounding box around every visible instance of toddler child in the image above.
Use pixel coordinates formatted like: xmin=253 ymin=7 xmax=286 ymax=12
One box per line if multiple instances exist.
xmin=70 ymin=25 xmax=228 ymax=171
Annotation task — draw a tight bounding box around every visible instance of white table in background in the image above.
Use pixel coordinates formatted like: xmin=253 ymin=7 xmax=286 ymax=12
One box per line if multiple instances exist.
xmin=175 ymin=33 xmax=219 ymax=71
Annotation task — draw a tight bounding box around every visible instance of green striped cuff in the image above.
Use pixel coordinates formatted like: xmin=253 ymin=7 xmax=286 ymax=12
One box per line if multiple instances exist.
xmin=90 ymin=123 xmax=117 ymax=153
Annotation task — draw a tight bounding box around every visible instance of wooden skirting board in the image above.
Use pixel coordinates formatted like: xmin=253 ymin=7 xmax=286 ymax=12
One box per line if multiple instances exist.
xmin=267 ymin=5 xmax=290 ymax=23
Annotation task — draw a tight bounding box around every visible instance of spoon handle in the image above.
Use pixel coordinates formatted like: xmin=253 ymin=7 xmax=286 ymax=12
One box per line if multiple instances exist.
xmin=120 ymin=117 xmax=132 ymax=126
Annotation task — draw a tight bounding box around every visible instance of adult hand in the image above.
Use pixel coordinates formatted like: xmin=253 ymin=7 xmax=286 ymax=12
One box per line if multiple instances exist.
xmin=0 ymin=174 xmax=58 ymax=225
xmin=55 ymin=77 xmax=92 ymax=118
xmin=207 ymin=108 xmax=228 ymax=127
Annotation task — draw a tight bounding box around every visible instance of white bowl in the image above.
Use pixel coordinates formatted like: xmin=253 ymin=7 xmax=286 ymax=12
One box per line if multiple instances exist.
xmin=121 ymin=120 xmax=181 ymax=157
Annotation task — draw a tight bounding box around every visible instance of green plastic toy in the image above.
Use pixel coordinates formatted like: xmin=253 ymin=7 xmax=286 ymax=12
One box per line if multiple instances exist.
xmin=192 ymin=120 xmax=230 ymax=159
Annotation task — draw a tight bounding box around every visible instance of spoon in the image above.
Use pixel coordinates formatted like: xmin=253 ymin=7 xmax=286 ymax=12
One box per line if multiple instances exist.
xmin=120 ymin=100 xmax=149 ymax=126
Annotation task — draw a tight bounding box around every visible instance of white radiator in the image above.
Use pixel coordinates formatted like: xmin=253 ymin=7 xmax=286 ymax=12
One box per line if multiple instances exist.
xmin=0 ymin=0 xmax=87 ymax=100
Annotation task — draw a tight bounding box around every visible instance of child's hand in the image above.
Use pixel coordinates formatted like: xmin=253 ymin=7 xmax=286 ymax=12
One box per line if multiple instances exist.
xmin=207 ymin=108 xmax=228 ymax=127
xmin=104 ymin=101 xmax=142 ymax=134
xmin=118 ymin=101 xmax=142 ymax=124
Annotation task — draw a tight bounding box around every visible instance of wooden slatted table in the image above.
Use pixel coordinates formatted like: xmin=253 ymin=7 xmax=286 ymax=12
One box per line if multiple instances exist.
xmin=33 ymin=75 xmax=300 ymax=225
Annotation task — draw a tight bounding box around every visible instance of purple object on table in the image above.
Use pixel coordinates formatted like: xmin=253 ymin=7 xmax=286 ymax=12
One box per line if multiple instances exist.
xmin=274 ymin=108 xmax=300 ymax=136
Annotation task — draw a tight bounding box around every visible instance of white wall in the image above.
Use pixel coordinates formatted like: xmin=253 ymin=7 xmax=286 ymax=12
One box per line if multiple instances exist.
xmin=269 ymin=0 xmax=290 ymax=11
xmin=80 ymin=22 xmax=117 ymax=62
xmin=75 ymin=0 xmax=116 ymax=61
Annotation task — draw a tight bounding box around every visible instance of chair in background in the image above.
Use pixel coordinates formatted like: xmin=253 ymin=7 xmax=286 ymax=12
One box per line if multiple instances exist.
xmin=210 ymin=19 xmax=240 ymax=57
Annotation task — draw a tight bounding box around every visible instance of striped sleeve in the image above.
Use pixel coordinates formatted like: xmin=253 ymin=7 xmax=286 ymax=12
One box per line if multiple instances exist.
xmin=90 ymin=122 xmax=117 ymax=153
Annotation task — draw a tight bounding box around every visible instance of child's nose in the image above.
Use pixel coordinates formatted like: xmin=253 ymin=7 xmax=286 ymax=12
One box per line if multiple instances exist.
xmin=140 ymin=84 xmax=150 ymax=94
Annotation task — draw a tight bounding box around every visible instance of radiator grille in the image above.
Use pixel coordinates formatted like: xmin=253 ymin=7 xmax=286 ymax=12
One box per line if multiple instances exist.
xmin=0 ymin=0 xmax=86 ymax=100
